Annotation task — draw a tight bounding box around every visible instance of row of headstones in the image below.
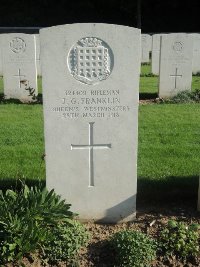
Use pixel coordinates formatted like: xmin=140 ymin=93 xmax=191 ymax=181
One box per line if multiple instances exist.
xmin=40 ymin=24 xmax=200 ymax=222
xmin=142 ymin=33 xmax=200 ymax=98
xmin=0 ymin=24 xmax=199 ymax=222
xmin=0 ymin=32 xmax=199 ymax=101
xmin=142 ymin=33 xmax=200 ymax=75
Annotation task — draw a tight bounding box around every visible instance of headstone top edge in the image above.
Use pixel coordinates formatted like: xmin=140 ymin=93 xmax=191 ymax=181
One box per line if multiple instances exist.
xmin=39 ymin=23 xmax=141 ymax=34
xmin=2 ymin=33 xmax=35 ymax=37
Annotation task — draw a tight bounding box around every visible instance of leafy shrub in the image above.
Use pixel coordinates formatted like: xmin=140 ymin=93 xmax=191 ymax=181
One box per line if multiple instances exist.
xmin=170 ymin=90 xmax=194 ymax=103
xmin=42 ymin=220 xmax=89 ymax=265
xmin=191 ymin=88 xmax=200 ymax=102
xmin=110 ymin=230 xmax=157 ymax=267
xmin=0 ymin=185 xmax=74 ymax=264
xmin=163 ymin=89 xmax=200 ymax=104
xmin=193 ymin=72 xmax=200 ymax=76
xmin=159 ymin=220 xmax=200 ymax=259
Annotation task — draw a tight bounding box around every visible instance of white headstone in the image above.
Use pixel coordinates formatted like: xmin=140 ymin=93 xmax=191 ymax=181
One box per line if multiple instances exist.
xmin=0 ymin=35 xmax=3 ymax=77
xmin=159 ymin=33 xmax=193 ymax=98
xmin=2 ymin=33 xmax=37 ymax=102
xmin=35 ymin=34 xmax=42 ymax=76
xmin=191 ymin=33 xmax=200 ymax=74
xmin=151 ymin=34 xmax=163 ymax=75
xmin=40 ymin=23 xmax=140 ymax=223
xmin=141 ymin=34 xmax=152 ymax=63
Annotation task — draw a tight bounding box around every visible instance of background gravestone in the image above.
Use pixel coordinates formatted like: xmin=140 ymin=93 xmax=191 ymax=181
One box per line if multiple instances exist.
xmin=159 ymin=33 xmax=193 ymax=98
xmin=151 ymin=33 xmax=164 ymax=75
xmin=141 ymin=34 xmax=152 ymax=63
xmin=35 ymin=34 xmax=42 ymax=76
xmin=40 ymin=23 xmax=140 ymax=223
xmin=191 ymin=33 xmax=200 ymax=74
xmin=0 ymin=35 xmax=3 ymax=77
xmin=2 ymin=33 xmax=37 ymax=102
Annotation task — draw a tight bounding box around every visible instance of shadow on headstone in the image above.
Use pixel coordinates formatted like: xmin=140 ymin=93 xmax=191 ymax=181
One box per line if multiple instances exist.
xmin=96 ymin=195 xmax=136 ymax=224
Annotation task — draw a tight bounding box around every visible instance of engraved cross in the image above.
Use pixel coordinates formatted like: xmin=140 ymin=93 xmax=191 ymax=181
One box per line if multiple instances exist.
xmin=71 ymin=122 xmax=111 ymax=187
xmin=14 ymin=69 xmax=26 ymax=88
xmin=170 ymin=68 xmax=182 ymax=89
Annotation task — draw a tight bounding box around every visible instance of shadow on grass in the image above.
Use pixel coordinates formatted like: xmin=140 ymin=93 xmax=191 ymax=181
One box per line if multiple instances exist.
xmin=137 ymin=175 xmax=199 ymax=206
xmin=0 ymin=175 xmax=198 ymax=208
xmin=139 ymin=92 xmax=158 ymax=100
xmin=0 ymin=93 xmax=43 ymax=104
xmin=0 ymin=177 xmax=45 ymax=192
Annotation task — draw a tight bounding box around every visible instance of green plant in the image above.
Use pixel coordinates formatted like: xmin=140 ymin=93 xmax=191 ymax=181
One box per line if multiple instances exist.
xmin=110 ymin=230 xmax=157 ymax=267
xmin=0 ymin=184 xmax=74 ymax=264
xmin=193 ymin=72 xmax=200 ymax=76
xmin=163 ymin=89 xmax=200 ymax=104
xmin=42 ymin=220 xmax=89 ymax=265
xmin=159 ymin=220 xmax=200 ymax=259
xmin=167 ymin=90 xmax=194 ymax=103
xmin=191 ymin=88 xmax=200 ymax=102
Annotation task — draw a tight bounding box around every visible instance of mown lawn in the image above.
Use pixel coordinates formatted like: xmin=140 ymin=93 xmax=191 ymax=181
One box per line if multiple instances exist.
xmin=140 ymin=64 xmax=200 ymax=94
xmin=138 ymin=104 xmax=200 ymax=177
xmin=0 ymin=103 xmax=200 ymax=193
xmin=0 ymin=104 xmax=45 ymax=186
xmin=0 ymin=67 xmax=200 ymax=198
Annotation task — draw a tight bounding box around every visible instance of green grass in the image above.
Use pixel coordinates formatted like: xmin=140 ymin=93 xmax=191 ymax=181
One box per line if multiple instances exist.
xmin=0 ymin=104 xmax=45 ymax=185
xmin=0 ymin=68 xmax=199 ymax=96
xmin=140 ymin=65 xmax=200 ymax=94
xmin=0 ymin=102 xmax=200 ymax=197
xmin=138 ymin=104 xmax=200 ymax=179
xmin=0 ymin=68 xmax=200 ymax=199
xmin=140 ymin=64 xmax=152 ymax=75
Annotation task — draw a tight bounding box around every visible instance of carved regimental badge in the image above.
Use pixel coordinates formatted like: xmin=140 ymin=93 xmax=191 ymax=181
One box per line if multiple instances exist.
xmin=172 ymin=41 xmax=183 ymax=53
xmin=68 ymin=37 xmax=114 ymax=85
xmin=10 ymin=37 xmax=26 ymax=53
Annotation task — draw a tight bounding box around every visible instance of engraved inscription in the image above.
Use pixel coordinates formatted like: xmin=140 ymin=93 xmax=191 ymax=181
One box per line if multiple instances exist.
xmin=10 ymin=38 xmax=26 ymax=53
xmin=172 ymin=41 xmax=183 ymax=53
xmin=52 ymin=89 xmax=131 ymax=119
xmin=170 ymin=68 xmax=182 ymax=89
xmin=68 ymin=37 xmax=114 ymax=85
xmin=71 ymin=122 xmax=111 ymax=187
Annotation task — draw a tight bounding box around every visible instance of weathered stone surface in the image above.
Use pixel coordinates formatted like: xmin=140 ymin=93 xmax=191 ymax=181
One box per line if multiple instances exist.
xmin=0 ymin=35 xmax=3 ymax=77
xmin=159 ymin=33 xmax=193 ymax=98
xmin=40 ymin=23 xmax=140 ymax=223
xmin=141 ymin=34 xmax=152 ymax=63
xmin=35 ymin=34 xmax=42 ymax=76
xmin=2 ymin=33 xmax=37 ymax=102
xmin=191 ymin=33 xmax=200 ymax=74
xmin=151 ymin=34 xmax=163 ymax=75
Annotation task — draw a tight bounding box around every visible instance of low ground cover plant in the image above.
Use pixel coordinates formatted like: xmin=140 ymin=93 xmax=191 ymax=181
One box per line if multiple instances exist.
xmin=42 ymin=220 xmax=89 ymax=265
xmin=159 ymin=220 xmax=200 ymax=260
xmin=0 ymin=184 xmax=89 ymax=265
xmin=160 ymin=89 xmax=200 ymax=103
xmin=110 ymin=230 xmax=157 ymax=267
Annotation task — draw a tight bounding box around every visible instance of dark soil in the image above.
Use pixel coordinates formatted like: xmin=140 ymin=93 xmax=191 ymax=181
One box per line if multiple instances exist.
xmin=7 ymin=202 xmax=200 ymax=267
